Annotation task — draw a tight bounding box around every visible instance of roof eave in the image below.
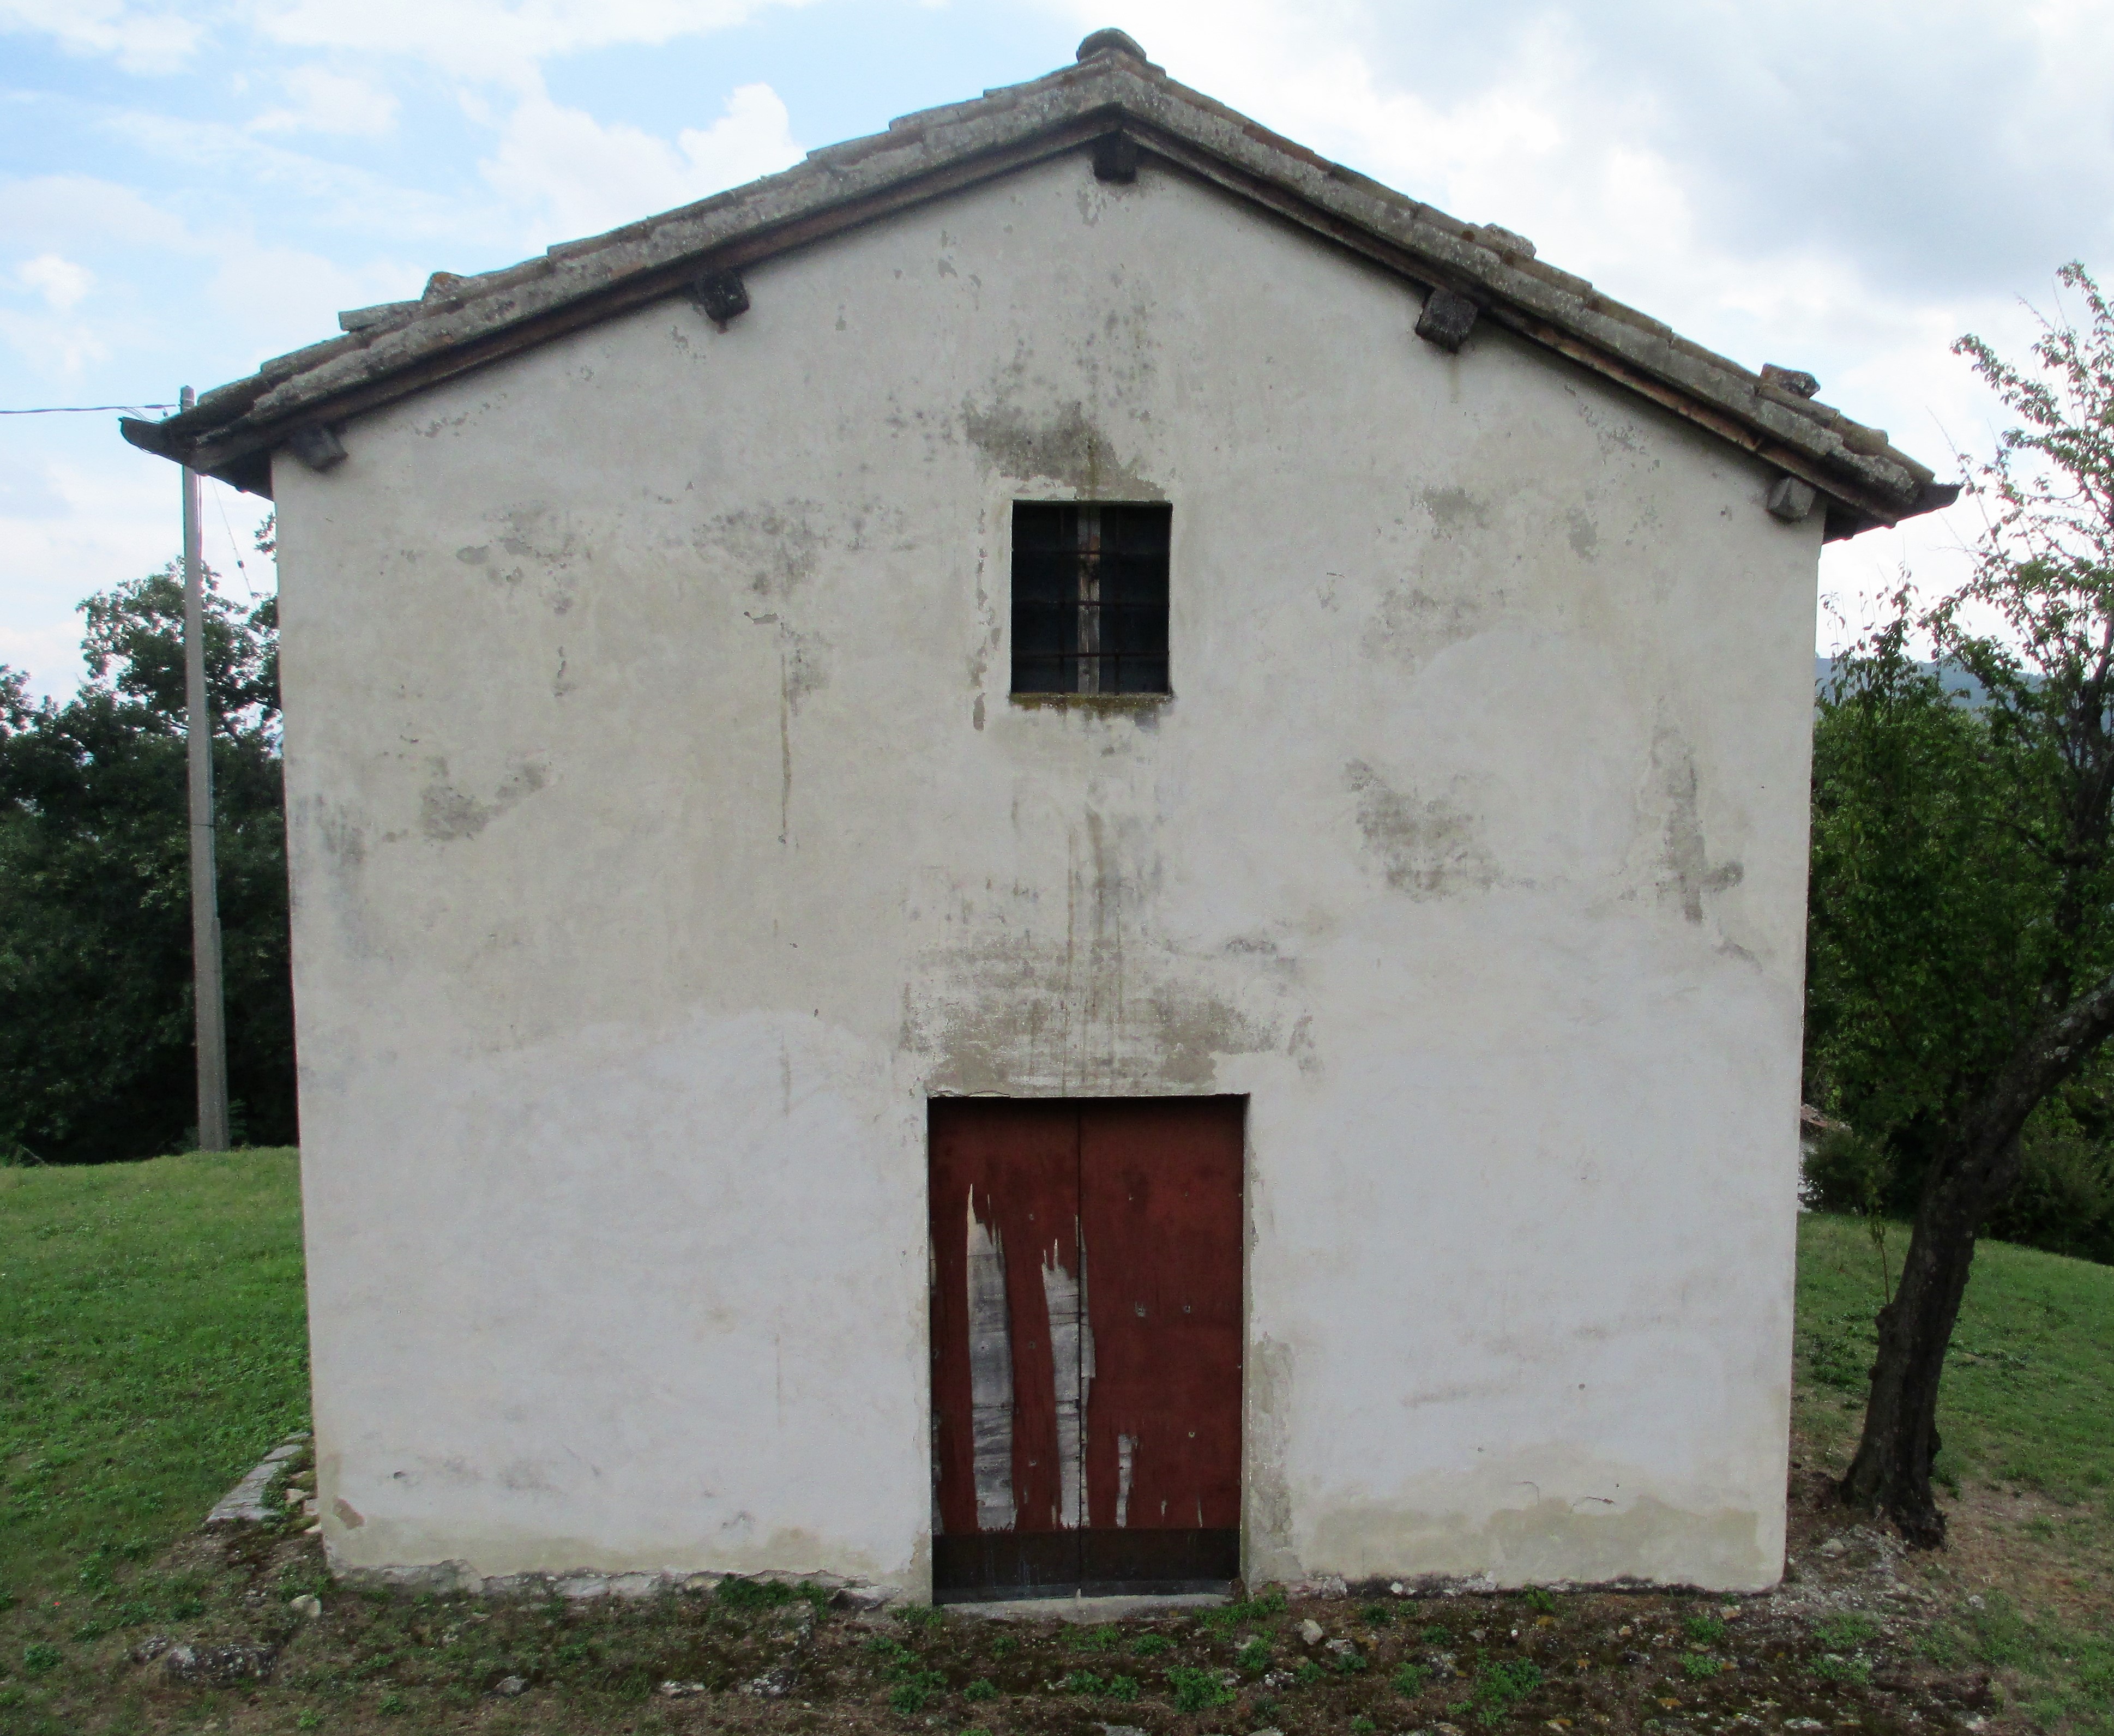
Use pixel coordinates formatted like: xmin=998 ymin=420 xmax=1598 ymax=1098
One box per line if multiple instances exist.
xmin=118 ymin=52 xmax=1952 ymax=535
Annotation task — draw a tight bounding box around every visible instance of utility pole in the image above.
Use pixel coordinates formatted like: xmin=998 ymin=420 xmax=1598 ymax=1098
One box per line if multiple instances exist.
xmin=180 ymin=384 xmax=231 ymax=1151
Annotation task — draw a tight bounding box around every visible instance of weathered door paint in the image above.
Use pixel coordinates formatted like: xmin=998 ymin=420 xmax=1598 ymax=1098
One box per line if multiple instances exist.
xmin=929 ymin=1096 xmax=1243 ymax=1600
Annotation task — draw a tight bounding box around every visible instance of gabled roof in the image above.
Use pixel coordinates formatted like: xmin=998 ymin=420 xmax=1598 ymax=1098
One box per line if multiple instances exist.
xmin=122 ymin=28 xmax=1954 ymax=537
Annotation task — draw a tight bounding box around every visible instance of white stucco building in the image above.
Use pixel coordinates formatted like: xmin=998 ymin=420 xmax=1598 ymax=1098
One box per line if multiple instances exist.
xmin=130 ymin=29 xmax=1952 ymax=1601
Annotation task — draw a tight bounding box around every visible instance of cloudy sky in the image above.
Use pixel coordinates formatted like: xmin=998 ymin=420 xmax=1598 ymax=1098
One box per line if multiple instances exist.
xmin=3 ymin=0 xmax=2111 ymax=698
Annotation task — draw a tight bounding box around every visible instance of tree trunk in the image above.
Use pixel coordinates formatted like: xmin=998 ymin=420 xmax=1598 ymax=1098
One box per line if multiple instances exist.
xmin=1840 ymin=968 xmax=2114 ymax=1542
xmin=1838 ymin=1131 xmax=2009 ymax=1545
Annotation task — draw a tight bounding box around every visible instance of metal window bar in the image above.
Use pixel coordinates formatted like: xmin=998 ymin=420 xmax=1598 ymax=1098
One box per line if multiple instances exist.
xmin=1011 ymin=502 xmax=1170 ymax=695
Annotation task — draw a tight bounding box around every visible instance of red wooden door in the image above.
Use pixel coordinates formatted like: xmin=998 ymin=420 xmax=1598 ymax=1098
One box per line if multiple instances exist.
xmin=929 ymin=1097 xmax=1243 ymax=1601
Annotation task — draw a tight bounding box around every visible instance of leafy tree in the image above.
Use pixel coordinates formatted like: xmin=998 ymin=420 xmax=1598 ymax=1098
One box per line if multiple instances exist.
xmin=0 ymin=558 xmax=293 ymax=1162
xmin=1807 ymin=263 xmax=2114 ymax=1544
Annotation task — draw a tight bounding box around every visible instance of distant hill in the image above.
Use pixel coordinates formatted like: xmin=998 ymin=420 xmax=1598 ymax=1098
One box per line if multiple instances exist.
xmin=1815 ymin=655 xmax=1989 ymax=704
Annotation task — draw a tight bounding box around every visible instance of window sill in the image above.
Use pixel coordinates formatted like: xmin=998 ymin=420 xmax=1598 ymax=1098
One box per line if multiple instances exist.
xmin=1008 ymin=692 xmax=1172 ymax=712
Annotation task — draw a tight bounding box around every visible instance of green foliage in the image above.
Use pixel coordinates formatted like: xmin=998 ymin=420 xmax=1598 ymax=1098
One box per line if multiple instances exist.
xmin=1807 ymin=266 xmax=2114 ymax=1268
xmin=1813 ymin=1611 xmax=1881 ymax=1649
xmin=1393 ymin=1660 xmax=1428 ymax=1695
xmin=962 ymin=1678 xmax=997 ymax=1702
xmin=714 ymin=1576 xmax=796 ymax=1610
xmin=1352 ymin=1717 xmax=1377 ymax=1733
xmin=889 ymin=1671 xmax=945 ymax=1714
xmin=22 ymin=1642 xmax=59 ymax=1673
xmin=1361 ymin=1600 xmax=1396 ymax=1624
xmin=1521 ymin=1587 xmax=1557 ymax=1615
xmin=1682 ymin=1614 xmax=1726 ymax=1645
xmin=1679 ymin=1652 xmax=1724 ymax=1679
xmin=1469 ymin=1657 xmax=1543 ymax=1725
xmin=0 ymin=557 xmax=292 ymax=1162
xmin=1810 ymin=1653 xmax=1871 ymax=1685
xmin=1059 ymin=1667 xmax=1136 ymax=1699
xmin=1202 ymin=1585 xmax=1286 ymax=1631
xmin=1234 ymin=1637 xmax=1271 ymax=1671
xmin=1335 ymin=1648 xmax=1369 ymax=1672
xmin=1164 ymin=1663 xmax=1236 ymax=1711
xmin=1423 ymin=1623 xmax=1452 ymax=1643
xmin=1130 ymin=1632 xmax=1171 ymax=1656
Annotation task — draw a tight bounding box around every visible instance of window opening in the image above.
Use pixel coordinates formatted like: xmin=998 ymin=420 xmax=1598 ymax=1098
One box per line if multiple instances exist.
xmin=1011 ymin=502 xmax=1170 ymax=696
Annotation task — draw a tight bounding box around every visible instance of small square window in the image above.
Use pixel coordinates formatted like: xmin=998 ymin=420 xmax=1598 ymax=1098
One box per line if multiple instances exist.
xmin=1010 ymin=502 xmax=1170 ymax=696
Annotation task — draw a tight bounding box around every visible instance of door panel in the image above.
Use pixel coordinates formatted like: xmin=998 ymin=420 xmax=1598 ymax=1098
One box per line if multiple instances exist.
xmin=929 ymin=1100 xmax=1079 ymax=1544
xmin=1079 ymin=1098 xmax=1245 ymax=1536
xmin=929 ymin=1096 xmax=1243 ymax=1601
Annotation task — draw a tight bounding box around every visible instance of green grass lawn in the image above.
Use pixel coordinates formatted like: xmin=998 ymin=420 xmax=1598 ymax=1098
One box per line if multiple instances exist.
xmin=1 ymin=1155 xmax=2110 ymax=1735
xmin=1794 ymin=1210 xmax=2114 ymax=1502
xmin=0 ymin=1149 xmax=309 ymax=1602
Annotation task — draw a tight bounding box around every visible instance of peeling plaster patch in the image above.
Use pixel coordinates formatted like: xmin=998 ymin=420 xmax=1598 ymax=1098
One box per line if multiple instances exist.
xmin=1115 ymin=1433 xmax=1136 ymax=1528
xmin=1345 ymin=761 xmax=1499 ymax=898
xmin=965 ymin=1193 xmax=1015 ymax=1533
xmin=962 ymin=399 xmax=1161 ymax=498
xmin=420 ymin=760 xmax=549 ymax=842
xmin=1565 ymin=507 xmax=1600 ymax=560
xmin=456 ymin=545 xmax=489 ymax=565
xmin=1042 ymin=1240 xmax=1087 ymax=1529
xmin=1645 ymin=727 xmax=1742 ymax=923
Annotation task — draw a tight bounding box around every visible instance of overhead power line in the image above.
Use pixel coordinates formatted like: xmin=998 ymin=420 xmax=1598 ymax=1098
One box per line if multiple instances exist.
xmin=0 ymin=402 xmax=178 ymax=415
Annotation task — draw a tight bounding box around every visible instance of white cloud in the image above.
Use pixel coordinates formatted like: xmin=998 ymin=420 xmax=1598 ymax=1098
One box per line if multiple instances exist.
xmin=0 ymin=0 xmax=201 ymax=73
xmin=481 ymin=81 xmax=800 ymax=239
xmin=17 ymin=253 xmax=95 ymax=311
xmin=251 ymin=65 xmax=402 ymax=137
xmin=252 ymin=0 xmax=815 ymax=89
xmin=1034 ymin=0 xmax=2114 ymax=647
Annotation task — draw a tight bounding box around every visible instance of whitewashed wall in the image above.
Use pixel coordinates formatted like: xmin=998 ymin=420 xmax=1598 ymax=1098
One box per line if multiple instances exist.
xmin=274 ymin=147 xmax=1822 ymax=1596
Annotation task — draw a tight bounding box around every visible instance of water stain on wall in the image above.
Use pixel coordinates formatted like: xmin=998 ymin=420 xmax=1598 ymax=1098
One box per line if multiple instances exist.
xmin=420 ymin=758 xmax=550 ymax=842
xmin=902 ymin=815 xmax=1278 ymax=1092
xmin=1308 ymin=1491 xmax=1768 ymax=1589
xmin=1344 ymin=761 xmax=1501 ymax=898
xmin=961 ymin=399 xmax=1163 ymax=499
xmin=1245 ymin=1337 xmax=1297 ymax=1582
xmin=1645 ymin=726 xmax=1742 ymax=923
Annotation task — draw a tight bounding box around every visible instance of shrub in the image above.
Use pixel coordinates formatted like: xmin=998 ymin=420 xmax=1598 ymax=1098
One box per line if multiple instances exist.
xmin=716 ymin=1577 xmax=794 ymax=1610
xmin=1683 ymin=1615 xmax=1727 ymax=1645
xmin=1393 ymin=1661 xmax=1428 ymax=1696
xmin=1236 ymin=1638 xmax=1271 ymax=1672
xmin=1132 ymin=1633 xmax=1172 ymax=1656
xmin=1987 ymin=1132 xmax=2114 ymax=1265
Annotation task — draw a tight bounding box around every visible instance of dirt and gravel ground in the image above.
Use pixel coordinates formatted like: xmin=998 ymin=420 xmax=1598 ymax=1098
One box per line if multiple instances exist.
xmin=4 ymin=1437 xmax=2052 ymax=1736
